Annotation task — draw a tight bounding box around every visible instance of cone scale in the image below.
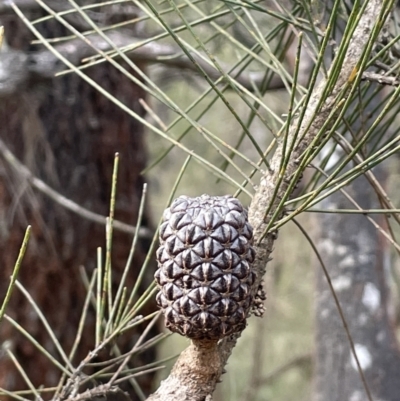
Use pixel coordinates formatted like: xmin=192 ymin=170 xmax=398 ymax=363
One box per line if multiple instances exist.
xmin=155 ymin=195 xmax=256 ymax=340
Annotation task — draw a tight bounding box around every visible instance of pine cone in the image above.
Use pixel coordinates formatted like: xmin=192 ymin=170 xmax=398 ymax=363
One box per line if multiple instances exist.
xmin=155 ymin=194 xmax=256 ymax=340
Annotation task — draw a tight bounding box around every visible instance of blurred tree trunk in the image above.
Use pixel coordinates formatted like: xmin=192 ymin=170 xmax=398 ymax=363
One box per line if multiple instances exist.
xmin=314 ymin=170 xmax=400 ymax=400
xmin=309 ymin=1 xmax=400 ymax=399
xmin=0 ymin=5 xmax=157 ymax=400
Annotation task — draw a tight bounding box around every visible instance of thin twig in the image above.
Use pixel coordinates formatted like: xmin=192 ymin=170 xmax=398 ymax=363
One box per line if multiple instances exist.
xmin=65 ymin=385 xmax=131 ymax=401
xmin=0 ymin=226 xmax=31 ymax=322
xmin=0 ymin=137 xmax=152 ymax=238
xmin=362 ymin=71 xmax=400 ymax=86
xmin=255 ymin=352 xmax=312 ymax=386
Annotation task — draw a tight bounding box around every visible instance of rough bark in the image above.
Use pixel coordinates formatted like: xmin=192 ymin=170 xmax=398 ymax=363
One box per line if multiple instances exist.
xmin=0 ymin=5 xmax=156 ymax=400
xmin=147 ymin=1 xmax=387 ymax=400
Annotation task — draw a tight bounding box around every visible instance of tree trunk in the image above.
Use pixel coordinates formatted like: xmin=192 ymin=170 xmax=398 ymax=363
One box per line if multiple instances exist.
xmin=0 ymin=5 xmax=157 ymax=399
xmin=310 ymin=0 xmax=400 ymax=398
xmin=314 ymin=171 xmax=400 ymax=401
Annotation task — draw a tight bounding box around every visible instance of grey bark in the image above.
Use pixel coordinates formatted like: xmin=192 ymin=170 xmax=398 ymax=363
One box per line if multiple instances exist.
xmin=313 ymin=1 xmax=400 ymax=400
xmin=315 ymin=173 xmax=400 ymax=401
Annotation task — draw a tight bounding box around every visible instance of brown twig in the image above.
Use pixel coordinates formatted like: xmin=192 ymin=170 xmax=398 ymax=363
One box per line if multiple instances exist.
xmin=65 ymin=384 xmax=131 ymax=401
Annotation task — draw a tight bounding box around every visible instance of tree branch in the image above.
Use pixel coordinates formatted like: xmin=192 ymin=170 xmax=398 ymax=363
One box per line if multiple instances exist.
xmin=66 ymin=385 xmax=131 ymax=401
xmin=0 ymin=29 xmax=284 ymax=98
xmin=0 ymin=0 xmax=39 ymax=15
xmin=2 ymin=7 xmax=396 ymax=101
xmin=146 ymin=1 xmax=386 ymax=400
xmin=361 ymin=70 xmax=400 ymax=86
xmin=255 ymin=353 xmax=312 ymax=387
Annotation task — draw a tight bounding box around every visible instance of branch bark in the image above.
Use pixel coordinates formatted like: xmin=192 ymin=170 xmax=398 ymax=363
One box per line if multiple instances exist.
xmin=146 ymin=1 xmax=386 ymax=400
xmin=361 ymin=71 xmax=400 ymax=86
xmin=66 ymin=385 xmax=131 ymax=401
